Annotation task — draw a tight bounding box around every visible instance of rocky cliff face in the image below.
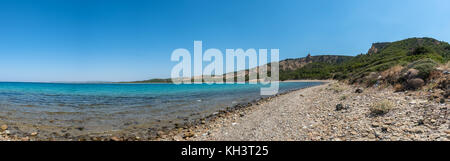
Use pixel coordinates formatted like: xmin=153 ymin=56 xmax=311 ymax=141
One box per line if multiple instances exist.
xmin=367 ymin=42 xmax=391 ymax=55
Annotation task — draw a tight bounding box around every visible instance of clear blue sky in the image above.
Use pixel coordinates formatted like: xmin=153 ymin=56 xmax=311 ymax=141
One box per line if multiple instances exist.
xmin=1 ymin=0 xmax=449 ymax=82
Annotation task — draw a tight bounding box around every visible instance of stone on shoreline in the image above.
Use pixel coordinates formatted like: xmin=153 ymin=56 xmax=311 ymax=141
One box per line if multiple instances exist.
xmin=371 ymin=122 xmax=380 ymax=127
xmin=335 ymin=103 xmax=350 ymax=111
xmin=355 ymin=88 xmax=363 ymax=93
xmin=445 ymin=130 xmax=450 ymax=134
xmin=1 ymin=125 xmax=7 ymax=131
xmin=111 ymin=136 xmax=121 ymax=141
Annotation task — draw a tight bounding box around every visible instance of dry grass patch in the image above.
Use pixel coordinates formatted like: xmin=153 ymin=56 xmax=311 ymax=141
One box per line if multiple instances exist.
xmin=437 ymin=61 xmax=449 ymax=71
xmin=393 ymin=84 xmax=404 ymax=92
xmin=327 ymin=83 xmax=345 ymax=93
xmin=380 ymin=65 xmax=404 ymax=84
xmin=370 ymin=100 xmax=394 ymax=116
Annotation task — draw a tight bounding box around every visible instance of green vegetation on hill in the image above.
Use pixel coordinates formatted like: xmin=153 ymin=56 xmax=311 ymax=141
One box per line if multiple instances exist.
xmin=279 ymin=37 xmax=450 ymax=83
xmin=280 ymin=62 xmax=335 ymax=80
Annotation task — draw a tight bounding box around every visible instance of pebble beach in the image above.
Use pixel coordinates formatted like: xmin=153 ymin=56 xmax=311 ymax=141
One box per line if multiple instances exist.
xmin=157 ymin=81 xmax=449 ymax=141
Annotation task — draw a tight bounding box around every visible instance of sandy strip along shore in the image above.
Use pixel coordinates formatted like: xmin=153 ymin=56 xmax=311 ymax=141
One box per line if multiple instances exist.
xmin=157 ymin=81 xmax=448 ymax=141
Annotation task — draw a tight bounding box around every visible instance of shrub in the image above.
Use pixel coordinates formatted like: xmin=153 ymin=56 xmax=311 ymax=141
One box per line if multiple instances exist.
xmin=380 ymin=65 xmax=403 ymax=84
xmin=370 ymin=100 xmax=394 ymax=116
xmin=394 ymin=84 xmax=404 ymax=92
xmin=406 ymin=58 xmax=438 ymax=79
xmin=408 ymin=46 xmax=433 ymax=56
xmin=363 ymin=72 xmax=379 ymax=87
xmin=333 ymin=72 xmax=348 ymax=80
xmin=427 ymin=70 xmax=443 ymax=82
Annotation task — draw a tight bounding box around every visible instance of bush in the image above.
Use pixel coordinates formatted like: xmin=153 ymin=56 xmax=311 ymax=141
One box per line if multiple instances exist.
xmin=370 ymin=100 xmax=393 ymax=116
xmin=364 ymin=72 xmax=379 ymax=86
xmin=427 ymin=70 xmax=443 ymax=82
xmin=380 ymin=65 xmax=403 ymax=84
xmin=408 ymin=46 xmax=433 ymax=56
xmin=333 ymin=72 xmax=348 ymax=80
xmin=394 ymin=84 xmax=404 ymax=92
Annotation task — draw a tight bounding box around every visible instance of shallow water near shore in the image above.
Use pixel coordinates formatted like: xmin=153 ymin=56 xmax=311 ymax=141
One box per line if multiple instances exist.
xmin=0 ymin=82 xmax=323 ymax=139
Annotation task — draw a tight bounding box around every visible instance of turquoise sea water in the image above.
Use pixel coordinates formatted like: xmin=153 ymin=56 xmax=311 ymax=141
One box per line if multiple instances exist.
xmin=0 ymin=82 xmax=322 ymax=138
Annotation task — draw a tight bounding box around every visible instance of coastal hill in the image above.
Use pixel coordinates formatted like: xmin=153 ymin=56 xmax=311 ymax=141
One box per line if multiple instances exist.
xmin=124 ymin=55 xmax=353 ymax=83
xmin=280 ymin=37 xmax=449 ymax=82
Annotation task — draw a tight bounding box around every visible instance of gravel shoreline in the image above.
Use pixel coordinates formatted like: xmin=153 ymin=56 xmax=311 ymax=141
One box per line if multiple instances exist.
xmin=157 ymin=81 xmax=449 ymax=141
xmin=1 ymin=81 xmax=448 ymax=141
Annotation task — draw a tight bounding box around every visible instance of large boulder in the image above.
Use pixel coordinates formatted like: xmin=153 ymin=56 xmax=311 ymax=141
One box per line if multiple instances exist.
xmin=407 ymin=78 xmax=425 ymax=90
xmin=404 ymin=69 xmax=420 ymax=79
